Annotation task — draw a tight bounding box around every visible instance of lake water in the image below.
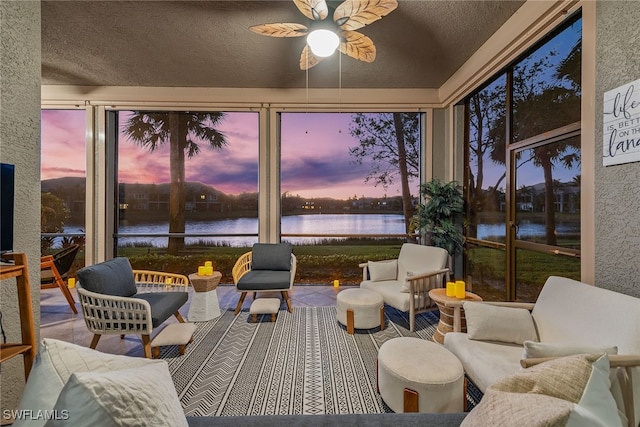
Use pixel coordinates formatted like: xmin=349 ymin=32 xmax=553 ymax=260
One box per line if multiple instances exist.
xmin=84 ymin=213 xmax=578 ymax=247
xmin=115 ymin=214 xmax=407 ymax=247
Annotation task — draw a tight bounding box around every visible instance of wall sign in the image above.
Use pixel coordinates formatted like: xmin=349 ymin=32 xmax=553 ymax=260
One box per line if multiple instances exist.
xmin=603 ymin=78 xmax=640 ymax=166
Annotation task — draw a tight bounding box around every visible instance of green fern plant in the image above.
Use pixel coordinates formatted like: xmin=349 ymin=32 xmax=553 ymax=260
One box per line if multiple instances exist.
xmin=417 ymin=179 xmax=464 ymax=256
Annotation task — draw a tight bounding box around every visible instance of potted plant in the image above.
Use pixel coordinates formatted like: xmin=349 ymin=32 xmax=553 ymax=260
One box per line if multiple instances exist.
xmin=416 ymin=179 xmax=465 ymax=259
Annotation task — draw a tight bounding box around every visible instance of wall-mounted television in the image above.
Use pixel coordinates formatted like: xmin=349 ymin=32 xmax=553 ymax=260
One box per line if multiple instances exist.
xmin=1 ymin=163 xmax=15 ymax=256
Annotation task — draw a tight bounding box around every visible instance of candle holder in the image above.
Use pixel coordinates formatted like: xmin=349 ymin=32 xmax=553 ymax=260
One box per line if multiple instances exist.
xmin=204 ymin=266 xmax=214 ymax=276
xmin=455 ymin=280 xmax=466 ymax=299
xmin=446 ymin=281 xmax=455 ymax=297
xmin=333 ymin=280 xmax=340 ymax=288
xmin=197 ymin=266 xmax=206 ymax=276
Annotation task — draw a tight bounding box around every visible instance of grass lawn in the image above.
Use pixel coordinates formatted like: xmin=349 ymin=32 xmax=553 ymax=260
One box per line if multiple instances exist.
xmin=118 ymin=240 xmax=406 ymax=285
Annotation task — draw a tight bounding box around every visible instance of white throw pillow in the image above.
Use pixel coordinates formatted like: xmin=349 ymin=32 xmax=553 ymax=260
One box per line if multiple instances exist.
xmin=463 ymin=302 xmax=538 ymax=345
xmin=461 ymin=353 xmax=623 ymax=427
xmin=15 ymin=338 xmax=167 ymax=427
xmin=44 ymin=362 xmax=188 ymax=427
xmin=367 ymin=260 xmax=397 ymax=282
xmin=523 ymin=341 xmax=618 ymax=359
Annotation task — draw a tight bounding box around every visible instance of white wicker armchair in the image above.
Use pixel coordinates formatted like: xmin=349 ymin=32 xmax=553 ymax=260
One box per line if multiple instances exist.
xmin=76 ymin=258 xmax=189 ymax=358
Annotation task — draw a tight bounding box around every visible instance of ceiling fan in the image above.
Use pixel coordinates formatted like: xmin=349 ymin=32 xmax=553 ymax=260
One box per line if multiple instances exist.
xmin=250 ymin=0 xmax=398 ymax=70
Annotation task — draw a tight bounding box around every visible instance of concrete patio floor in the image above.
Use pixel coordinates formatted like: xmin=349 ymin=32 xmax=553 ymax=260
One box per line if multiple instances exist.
xmin=39 ymin=283 xmax=350 ymax=358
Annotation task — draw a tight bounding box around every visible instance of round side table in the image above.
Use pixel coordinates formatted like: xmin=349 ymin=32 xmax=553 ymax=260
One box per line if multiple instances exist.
xmin=188 ymin=271 xmax=222 ymax=322
xmin=428 ymin=288 xmax=482 ymax=345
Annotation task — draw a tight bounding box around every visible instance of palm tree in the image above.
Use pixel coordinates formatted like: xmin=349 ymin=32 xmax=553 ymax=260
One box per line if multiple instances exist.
xmin=122 ymin=112 xmax=228 ymax=254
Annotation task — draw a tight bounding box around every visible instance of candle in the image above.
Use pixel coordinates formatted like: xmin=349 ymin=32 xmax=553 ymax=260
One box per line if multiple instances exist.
xmin=205 ymin=266 xmax=213 ymax=276
xmin=204 ymin=261 xmax=213 ymax=268
xmin=165 ymin=277 xmax=173 ymax=285
xmin=198 ymin=266 xmax=206 ymax=276
xmin=67 ymin=277 xmax=76 ymax=288
xmin=455 ymin=280 xmax=466 ymax=299
xmin=333 ymin=280 xmax=340 ymax=287
xmin=446 ymin=281 xmax=455 ymax=297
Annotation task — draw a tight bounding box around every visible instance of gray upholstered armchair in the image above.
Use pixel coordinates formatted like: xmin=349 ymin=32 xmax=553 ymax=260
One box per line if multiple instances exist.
xmin=232 ymin=243 xmax=297 ymax=315
xmin=75 ymin=257 xmax=189 ymax=358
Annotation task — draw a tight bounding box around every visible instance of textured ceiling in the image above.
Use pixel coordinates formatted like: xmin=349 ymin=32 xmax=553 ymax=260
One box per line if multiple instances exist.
xmin=41 ymin=0 xmax=525 ymax=89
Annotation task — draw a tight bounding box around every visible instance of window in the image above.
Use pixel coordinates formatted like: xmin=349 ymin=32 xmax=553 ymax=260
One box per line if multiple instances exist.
xmin=464 ymin=14 xmax=582 ymax=302
xmin=41 ymin=109 xmax=86 ymax=268
xmin=280 ymin=112 xmax=421 ymax=284
xmin=115 ymin=111 xmax=259 ymax=269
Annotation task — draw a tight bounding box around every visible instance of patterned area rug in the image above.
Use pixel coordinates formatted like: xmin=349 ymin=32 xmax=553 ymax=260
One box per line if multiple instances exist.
xmin=161 ymin=306 xmax=478 ymax=416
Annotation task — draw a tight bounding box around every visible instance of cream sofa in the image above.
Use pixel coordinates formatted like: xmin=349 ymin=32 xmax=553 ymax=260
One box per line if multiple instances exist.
xmin=359 ymin=243 xmax=450 ymax=331
xmin=444 ymin=276 xmax=640 ymax=427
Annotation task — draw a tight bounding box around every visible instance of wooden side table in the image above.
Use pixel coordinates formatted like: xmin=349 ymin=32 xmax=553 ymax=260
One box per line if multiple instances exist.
xmin=0 ymin=253 xmax=37 ymax=380
xmin=188 ymin=271 xmax=222 ymax=322
xmin=428 ymin=288 xmax=482 ymax=345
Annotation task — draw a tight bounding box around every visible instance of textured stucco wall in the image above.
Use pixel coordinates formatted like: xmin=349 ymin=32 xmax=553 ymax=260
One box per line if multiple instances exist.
xmin=0 ymin=0 xmax=42 ymax=412
xmin=595 ymin=2 xmax=640 ymax=297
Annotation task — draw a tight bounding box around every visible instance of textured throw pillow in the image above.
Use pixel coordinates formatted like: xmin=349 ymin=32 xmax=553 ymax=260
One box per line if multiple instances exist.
xmin=367 ymin=259 xmax=397 ymax=282
xmin=463 ymin=302 xmax=538 ymax=345
xmin=44 ymin=362 xmax=188 ymax=427
xmin=14 ymin=339 xmax=167 ymax=427
xmin=461 ymin=353 xmax=623 ymax=427
xmin=523 ymin=341 xmax=618 ymax=359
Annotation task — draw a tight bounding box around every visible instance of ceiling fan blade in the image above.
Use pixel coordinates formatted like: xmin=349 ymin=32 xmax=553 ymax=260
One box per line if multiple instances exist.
xmin=339 ymin=30 xmax=376 ymax=63
xmin=294 ymin=0 xmax=329 ymax=21
xmin=250 ymin=23 xmax=308 ymax=37
xmin=334 ymin=0 xmax=398 ymax=31
xmin=300 ymin=45 xmax=323 ymax=70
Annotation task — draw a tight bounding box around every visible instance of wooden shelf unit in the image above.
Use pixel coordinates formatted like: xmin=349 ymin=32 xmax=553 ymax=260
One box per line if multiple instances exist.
xmin=0 ymin=253 xmax=36 ymax=379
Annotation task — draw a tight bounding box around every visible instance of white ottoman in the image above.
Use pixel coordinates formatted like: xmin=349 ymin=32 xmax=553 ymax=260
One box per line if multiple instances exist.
xmin=250 ymin=297 xmax=281 ymax=322
xmin=336 ymin=288 xmax=385 ymax=334
xmin=150 ymin=322 xmax=197 ymax=358
xmin=377 ymin=337 xmax=464 ymax=413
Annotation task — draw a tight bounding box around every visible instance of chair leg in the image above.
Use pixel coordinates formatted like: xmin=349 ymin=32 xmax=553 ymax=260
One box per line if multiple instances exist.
xmin=51 ymin=265 xmax=78 ymax=314
xmin=141 ymin=335 xmax=152 ymax=359
xmin=90 ymin=334 xmax=101 ymax=349
xmin=174 ymin=312 xmax=185 ymax=323
xmin=234 ymin=292 xmax=247 ymax=315
xmin=281 ymin=291 xmax=293 ymax=313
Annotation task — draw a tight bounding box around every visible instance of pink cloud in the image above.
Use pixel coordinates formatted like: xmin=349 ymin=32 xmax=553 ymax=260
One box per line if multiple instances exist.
xmin=42 ymin=110 xmax=416 ymax=200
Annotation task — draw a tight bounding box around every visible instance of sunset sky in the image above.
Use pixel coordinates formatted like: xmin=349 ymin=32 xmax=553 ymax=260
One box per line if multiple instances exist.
xmin=41 ymin=110 xmax=415 ymax=200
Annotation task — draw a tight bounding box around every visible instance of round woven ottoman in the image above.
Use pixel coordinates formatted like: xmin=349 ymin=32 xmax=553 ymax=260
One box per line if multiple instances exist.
xmin=336 ymin=288 xmax=385 ymax=334
xmin=377 ymin=337 xmax=464 ymax=413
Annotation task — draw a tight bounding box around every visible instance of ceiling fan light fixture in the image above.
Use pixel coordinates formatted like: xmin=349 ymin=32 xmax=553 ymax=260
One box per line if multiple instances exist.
xmin=306 ymin=29 xmax=340 ymax=57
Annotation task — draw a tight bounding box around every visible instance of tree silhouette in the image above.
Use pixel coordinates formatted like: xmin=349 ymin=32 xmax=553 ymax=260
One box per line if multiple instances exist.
xmin=348 ymin=113 xmax=419 ymax=234
xmin=41 ymin=192 xmax=70 ymax=251
xmin=122 ymin=112 xmax=228 ymax=254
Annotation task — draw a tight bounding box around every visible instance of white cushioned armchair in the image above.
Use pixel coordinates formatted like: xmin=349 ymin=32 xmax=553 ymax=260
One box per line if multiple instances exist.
xmin=359 ymin=243 xmax=450 ymax=332
xmin=76 ymin=257 xmax=189 ymax=358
